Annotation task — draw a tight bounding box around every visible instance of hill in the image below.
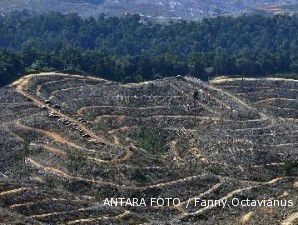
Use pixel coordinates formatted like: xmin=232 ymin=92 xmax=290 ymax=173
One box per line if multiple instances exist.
xmin=0 ymin=0 xmax=297 ymax=19
xmin=0 ymin=72 xmax=297 ymax=224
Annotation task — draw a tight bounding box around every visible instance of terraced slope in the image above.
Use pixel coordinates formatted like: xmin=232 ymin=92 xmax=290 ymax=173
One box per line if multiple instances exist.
xmin=212 ymin=77 xmax=298 ymax=121
xmin=0 ymin=73 xmax=297 ymax=225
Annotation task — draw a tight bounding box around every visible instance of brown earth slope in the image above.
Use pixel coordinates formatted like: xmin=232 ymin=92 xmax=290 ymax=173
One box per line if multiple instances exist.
xmin=0 ymin=73 xmax=297 ymax=225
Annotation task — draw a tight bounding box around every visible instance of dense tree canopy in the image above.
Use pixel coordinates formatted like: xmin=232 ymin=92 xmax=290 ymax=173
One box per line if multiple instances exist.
xmin=0 ymin=11 xmax=297 ymax=86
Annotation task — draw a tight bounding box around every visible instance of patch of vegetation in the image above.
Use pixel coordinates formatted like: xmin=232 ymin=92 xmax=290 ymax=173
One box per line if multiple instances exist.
xmin=133 ymin=128 xmax=167 ymax=155
xmin=11 ymin=143 xmax=34 ymax=178
xmin=208 ymin=163 xmax=223 ymax=175
xmin=130 ymin=167 xmax=148 ymax=183
xmin=188 ymin=161 xmax=203 ymax=174
xmin=271 ymin=73 xmax=298 ymax=79
xmin=282 ymin=160 xmax=298 ymax=176
xmin=15 ymin=143 xmax=30 ymax=164
xmin=99 ymin=168 xmax=116 ymax=180
xmin=117 ymin=216 xmax=147 ymax=225
xmin=66 ymin=151 xmax=87 ymax=173
xmin=46 ymin=181 xmax=69 ymax=194
xmin=93 ymin=187 xmax=118 ymax=200
xmin=66 ymin=180 xmax=93 ymax=193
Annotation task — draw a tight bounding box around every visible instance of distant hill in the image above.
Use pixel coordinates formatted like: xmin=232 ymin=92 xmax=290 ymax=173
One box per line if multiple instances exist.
xmin=0 ymin=12 xmax=297 ymax=86
xmin=0 ymin=0 xmax=297 ymax=20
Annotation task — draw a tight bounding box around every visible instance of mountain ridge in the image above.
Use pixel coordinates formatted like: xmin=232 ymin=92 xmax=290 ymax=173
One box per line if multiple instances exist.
xmin=0 ymin=0 xmax=297 ymax=20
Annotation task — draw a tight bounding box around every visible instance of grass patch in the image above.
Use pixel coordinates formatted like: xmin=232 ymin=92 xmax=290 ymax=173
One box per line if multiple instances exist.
xmin=133 ymin=128 xmax=167 ymax=155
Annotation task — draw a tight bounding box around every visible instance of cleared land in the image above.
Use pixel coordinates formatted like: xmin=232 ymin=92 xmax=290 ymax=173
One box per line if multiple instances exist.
xmin=0 ymin=73 xmax=297 ymax=224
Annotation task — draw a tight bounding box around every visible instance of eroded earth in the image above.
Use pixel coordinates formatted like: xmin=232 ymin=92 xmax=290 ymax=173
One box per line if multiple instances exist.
xmin=0 ymin=73 xmax=297 ymax=224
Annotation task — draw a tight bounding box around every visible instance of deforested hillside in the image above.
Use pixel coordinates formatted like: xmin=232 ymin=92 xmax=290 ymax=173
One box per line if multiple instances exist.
xmin=0 ymin=73 xmax=297 ymax=224
xmin=212 ymin=77 xmax=298 ymax=121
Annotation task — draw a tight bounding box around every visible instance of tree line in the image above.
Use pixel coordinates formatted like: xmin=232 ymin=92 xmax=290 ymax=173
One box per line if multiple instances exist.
xmin=0 ymin=11 xmax=297 ymax=86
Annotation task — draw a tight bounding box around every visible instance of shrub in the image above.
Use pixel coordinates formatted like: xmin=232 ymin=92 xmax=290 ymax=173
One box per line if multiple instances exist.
xmin=283 ymin=161 xmax=298 ymax=176
xmin=131 ymin=167 xmax=148 ymax=183
xmin=133 ymin=128 xmax=167 ymax=155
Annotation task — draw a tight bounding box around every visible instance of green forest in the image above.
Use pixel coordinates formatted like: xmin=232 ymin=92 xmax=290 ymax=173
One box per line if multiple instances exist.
xmin=0 ymin=11 xmax=297 ymax=86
